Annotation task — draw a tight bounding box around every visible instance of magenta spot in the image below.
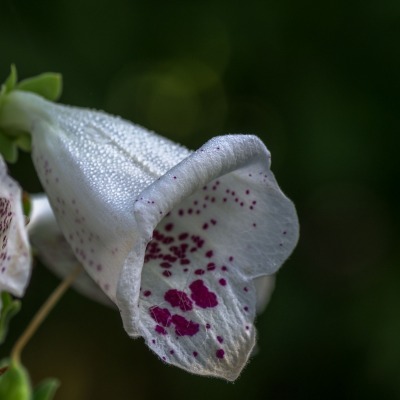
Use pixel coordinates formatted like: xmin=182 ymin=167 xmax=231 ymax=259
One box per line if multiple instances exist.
xmin=178 ymin=233 xmax=189 ymax=240
xmin=195 ymin=269 xmax=205 ymax=275
xmin=244 ymin=306 xmax=249 ymax=312
xmin=205 ymin=250 xmax=213 ymax=258
xmin=155 ymin=325 xmax=167 ymax=335
xmin=150 ymin=306 xmax=172 ymax=327
xmin=170 ymin=350 xmax=175 ymax=355
xmin=144 ymin=290 xmax=152 ymax=297
xmin=171 ymin=314 xmax=199 ymax=336
xmin=243 ymin=287 xmax=248 ymax=292
xmin=210 ymin=219 xmax=217 ymax=225
xmin=246 ymin=190 xmax=250 ymax=195
xmin=217 ymin=336 xmax=224 ymax=343
xmin=202 ymin=223 xmax=209 ymax=230
xmin=163 ymin=270 xmax=172 ymax=278
xmin=165 ymin=289 xmax=193 ymax=311
xmin=221 ymin=266 xmax=228 ymax=271
xmin=189 ymin=280 xmax=218 ymax=308
xmin=216 ymin=349 xmax=225 ymax=359
xmin=165 ymin=223 xmax=174 ymax=232
xmin=178 ymin=209 xmax=184 ymax=216
xmin=229 ymin=256 xmax=234 ymax=262
xmin=206 ymin=323 xmax=211 ymax=329
xmin=219 ymin=279 xmax=227 ymax=286
xmin=207 ymin=262 xmax=216 ymax=271
xmin=193 ymin=351 xmax=198 ymax=357
xmin=160 ymin=262 xmax=172 ymax=268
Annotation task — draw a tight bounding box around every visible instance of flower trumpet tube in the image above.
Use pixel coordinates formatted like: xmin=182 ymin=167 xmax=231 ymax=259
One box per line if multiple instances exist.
xmin=0 ymin=89 xmax=299 ymax=380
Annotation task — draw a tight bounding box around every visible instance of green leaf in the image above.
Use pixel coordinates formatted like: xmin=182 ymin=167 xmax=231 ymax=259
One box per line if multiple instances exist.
xmin=0 ymin=131 xmax=18 ymax=163
xmin=0 ymin=293 xmax=21 ymax=344
xmin=17 ymin=73 xmax=62 ymax=102
xmin=33 ymin=379 xmax=60 ymax=400
xmin=0 ymin=360 xmax=31 ymax=400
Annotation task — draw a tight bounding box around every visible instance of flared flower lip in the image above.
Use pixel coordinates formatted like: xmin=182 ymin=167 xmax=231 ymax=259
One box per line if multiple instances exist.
xmin=117 ymin=134 xmax=299 ymax=378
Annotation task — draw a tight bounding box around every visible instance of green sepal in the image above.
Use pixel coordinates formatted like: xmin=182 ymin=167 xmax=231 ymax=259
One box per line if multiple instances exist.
xmin=17 ymin=73 xmax=62 ymax=102
xmin=0 ymin=360 xmax=31 ymax=400
xmin=33 ymin=379 xmax=60 ymax=400
xmin=23 ymin=192 xmax=32 ymax=219
xmin=0 ymin=292 xmax=21 ymax=344
xmin=0 ymin=132 xmax=18 ymax=163
xmin=14 ymin=133 xmax=32 ymax=152
xmin=0 ymin=128 xmax=32 ymax=163
xmin=1 ymin=65 xmax=18 ymax=96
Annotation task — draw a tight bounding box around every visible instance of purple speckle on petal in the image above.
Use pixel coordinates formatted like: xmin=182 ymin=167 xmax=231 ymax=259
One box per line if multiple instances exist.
xmin=150 ymin=306 xmax=172 ymax=327
xmin=189 ymin=280 xmax=218 ymax=308
xmin=171 ymin=314 xmax=199 ymax=336
xmin=216 ymin=349 xmax=225 ymax=359
xmin=164 ymin=289 xmax=193 ymax=311
xmin=155 ymin=325 xmax=167 ymax=335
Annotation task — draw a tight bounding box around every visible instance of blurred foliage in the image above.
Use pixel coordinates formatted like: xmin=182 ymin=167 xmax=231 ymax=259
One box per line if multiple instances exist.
xmin=0 ymin=0 xmax=399 ymax=399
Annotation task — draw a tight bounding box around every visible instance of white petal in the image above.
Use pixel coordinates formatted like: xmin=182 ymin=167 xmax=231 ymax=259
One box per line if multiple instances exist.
xmin=0 ymin=155 xmax=31 ymax=297
xmin=1 ymin=91 xmax=299 ymax=379
xmin=117 ymin=135 xmax=298 ymax=380
xmin=254 ymin=275 xmax=275 ymax=314
xmin=28 ymin=194 xmax=112 ymax=306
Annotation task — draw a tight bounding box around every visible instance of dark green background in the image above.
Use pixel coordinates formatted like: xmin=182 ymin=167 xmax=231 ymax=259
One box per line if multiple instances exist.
xmin=1 ymin=0 xmax=399 ymax=399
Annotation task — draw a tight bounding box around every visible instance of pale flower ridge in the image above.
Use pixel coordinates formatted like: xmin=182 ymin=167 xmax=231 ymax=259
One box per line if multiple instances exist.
xmin=1 ymin=90 xmax=299 ymax=380
xmin=0 ymin=155 xmax=31 ymax=301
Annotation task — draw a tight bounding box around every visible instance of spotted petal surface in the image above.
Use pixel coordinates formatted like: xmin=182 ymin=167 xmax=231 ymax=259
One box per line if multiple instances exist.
xmin=0 ymin=91 xmax=299 ymax=380
xmin=0 ymin=155 xmax=31 ymax=298
xmin=28 ymin=194 xmax=111 ymax=306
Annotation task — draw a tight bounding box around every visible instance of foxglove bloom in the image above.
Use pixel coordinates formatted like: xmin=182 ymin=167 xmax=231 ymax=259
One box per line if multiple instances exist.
xmin=0 ymin=155 xmax=31 ymax=307
xmin=0 ymin=90 xmax=299 ymax=380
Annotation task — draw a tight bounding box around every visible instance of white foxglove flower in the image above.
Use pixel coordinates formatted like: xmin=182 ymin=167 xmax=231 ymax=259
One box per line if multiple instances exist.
xmin=0 ymin=155 xmax=31 ymax=304
xmin=0 ymin=90 xmax=299 ymax=380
